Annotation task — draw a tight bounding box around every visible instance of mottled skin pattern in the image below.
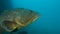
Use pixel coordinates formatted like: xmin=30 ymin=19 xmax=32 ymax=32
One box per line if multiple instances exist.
xmin=0 ymin=8 xmax=39 ymax=33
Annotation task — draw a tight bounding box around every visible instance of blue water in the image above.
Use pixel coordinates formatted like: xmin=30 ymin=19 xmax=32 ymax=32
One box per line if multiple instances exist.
xmin=0 ymin=0 xmax=60 ymax=34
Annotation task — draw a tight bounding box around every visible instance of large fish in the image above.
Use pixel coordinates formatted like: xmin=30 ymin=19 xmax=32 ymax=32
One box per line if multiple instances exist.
xmin=0 ymin=8 xmax=39 ymax=33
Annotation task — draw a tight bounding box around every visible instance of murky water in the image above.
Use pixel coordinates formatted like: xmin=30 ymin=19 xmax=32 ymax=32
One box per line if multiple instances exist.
xmin=0 ymin=0 xmax=60 ymax=34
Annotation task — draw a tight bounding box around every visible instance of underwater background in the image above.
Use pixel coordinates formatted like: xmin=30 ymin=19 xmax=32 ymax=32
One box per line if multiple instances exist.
xmin=0 ymin=0 xmax=60 ymax=34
